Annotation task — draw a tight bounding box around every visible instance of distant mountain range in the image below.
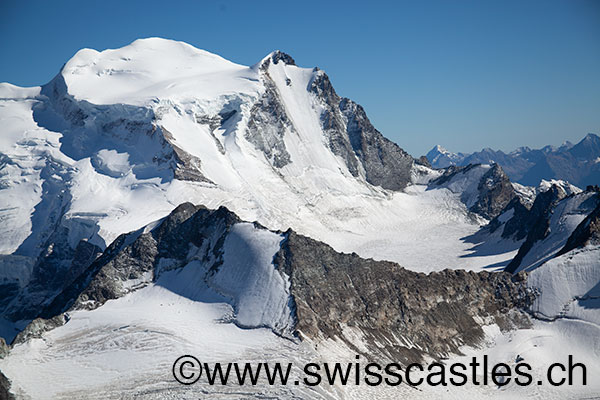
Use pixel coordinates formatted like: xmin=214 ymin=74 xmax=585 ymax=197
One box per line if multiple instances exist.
xmin=426 ymin=133 xmax=600 ymax=187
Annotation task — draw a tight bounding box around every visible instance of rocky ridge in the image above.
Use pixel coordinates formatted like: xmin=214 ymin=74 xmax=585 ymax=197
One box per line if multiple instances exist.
xmin=11 ymin=203 xmax=534 ymax=366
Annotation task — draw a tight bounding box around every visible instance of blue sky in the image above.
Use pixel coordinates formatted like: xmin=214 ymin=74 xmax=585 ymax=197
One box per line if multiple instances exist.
xmin=1 ymin=0 xmax=598 ymax=156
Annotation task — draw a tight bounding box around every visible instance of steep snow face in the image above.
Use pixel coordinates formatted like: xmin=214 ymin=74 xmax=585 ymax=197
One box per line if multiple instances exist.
xmin=208 ymin=223 xmax=293 ymax=332
xmin=528 ymin=245 xmax=600 ymax=325
xmin=155 ymin=222 xmax=294 ymax=334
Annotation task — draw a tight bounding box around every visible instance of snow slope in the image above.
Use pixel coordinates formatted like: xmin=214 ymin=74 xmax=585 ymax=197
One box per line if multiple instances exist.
xmin=528 ymin=245 xmax=600 ymax=325
xmin=0 ymin=284 xmax=325 ymax=400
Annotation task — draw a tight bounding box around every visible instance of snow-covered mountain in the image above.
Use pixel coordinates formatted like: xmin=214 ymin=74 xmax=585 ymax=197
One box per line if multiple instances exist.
xmin=426 ymin=134 xmax=600 ymax=187
xmin=424 ymin=145 xmax=467 ymax=168
xmin=0 ymin=38 xmax=598 ymax=399
xmin=0 ymin=38 xmax=525 ymax=339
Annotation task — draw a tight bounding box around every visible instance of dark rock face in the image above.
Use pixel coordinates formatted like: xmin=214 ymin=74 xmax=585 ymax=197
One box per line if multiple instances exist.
xmin=340 ymin=98 xmax=414 ymax=191
xmin=0 ymin=338 xmax=8 ymax=359
xmin=488 ymin=197 xmax=532 ymax=240
xmin=3 ymin=226 xmax=102 ymax=331
xmin=308 ymin=70 xmax=414 ymax=190
xmin=505 ymin=185 xmax=568 ymax=273
xmin=12 ymin=314 xmax=68 ymax=346
xmin=245 ymin=71 xmax=293 ymax=168
xmin=247 ymin=62 xmax=415 ymax=190
xmin=557 ymin=193 xmax=600 ymax=257
xmin=41 ymin=203 xmax=239 ymax=317
xmin=0 ymin=371 xmax=15 ymax=400
xmin=470 ymin=164 xmax=516 ymax=220
xmin=415 ymin=155 xmax=431 ymax=168
xmin=309 ymin=73 xmax=361 ymax=177
xmin=269 ymin=50 xmax=296 ymax=66
xmin=276 ymin=231 xmax=533 ymax=363
xmin=160 ymin=127 xmax=212 ymax=183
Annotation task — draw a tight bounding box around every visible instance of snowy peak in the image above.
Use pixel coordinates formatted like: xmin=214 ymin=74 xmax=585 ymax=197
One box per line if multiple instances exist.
xmin=60 ymin=37 xmax=252 ymax=105
xmin=425 ymin=144 xmax=463 ymax=168
xmin=258 ymin=50 xmax=297 ymax=69
xmin=537 ymin=179 xmax=581 ymax=196
xmin=0 ymin=38 xmax=422 ymax=338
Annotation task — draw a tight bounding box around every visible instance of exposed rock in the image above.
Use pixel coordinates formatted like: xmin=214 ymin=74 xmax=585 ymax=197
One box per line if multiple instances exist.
xmin=488 ymin=197 xmax=532 ymax=240
xmin=0 ymin=338 xmax=8 ymax=359
xmin=505 ymin=185 xmax=568 ymax=273
xmin=276 ymin=231 xmax=533 ymax=363
xmin=5 ymin=229 xmax=102 ymax=326
xmin=40 ymin=203 xmax=240 ymax=317
xmin=470 ymin=164 xmax=516 ymax=219
xmin=430 ymin=164 xmax=480 ymax=186
xmin=161 ymin=127 xmax=213 ymax=182
xmin=11 ymin=314 xmax=68 ymax=346
xmin=22 ymin=203 xmax=535 ymax=366
xmin=340 ymin=98 xmax=414 ymax=191
xmin=415 ymin=155 xmax=431 ymax=168
xmin=245 ymin=71 xmax=293 ymax=168
xmin=309 ymin=72 xmax=361 ymax=177
xmin=0 ymin=371 xmax=15 ymax=400
xmin=269 ymin=50 xmax=296 ymax=66
xmin=307 ymin=70 xmax=415 ymax=190
xmin=431 ymin=164 xmax=517 ymax=220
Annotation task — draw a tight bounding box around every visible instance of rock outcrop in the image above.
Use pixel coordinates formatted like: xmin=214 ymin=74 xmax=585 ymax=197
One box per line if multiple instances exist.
xmin=40 ymin=203 xmax=239 ymax=317
xmin=505 ymin=185 xmax=568 ymax=273
xmin=14 ymin=203 xmax=535 ymax=366
xmin=0 ymin=371 xmax=15 ymax=400
xmin=309 ymin=70 xmax=415 ymax=190
xmin=276 ymin=231 xmax=533 ymax=363
xmin=470 ymin=164 xmax=516 ymax=219
xmin=488 ymin=196 xmax=532 ymax=240
xmin=430 ymin=163 xmax=517 ymax=220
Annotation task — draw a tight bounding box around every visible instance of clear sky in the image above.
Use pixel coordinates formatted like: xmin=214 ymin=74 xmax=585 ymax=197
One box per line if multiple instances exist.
xmin=1 ymin=0 xmax=598 ymax=156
